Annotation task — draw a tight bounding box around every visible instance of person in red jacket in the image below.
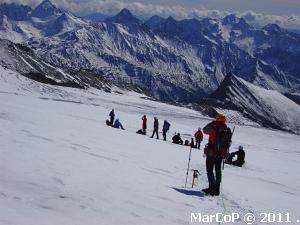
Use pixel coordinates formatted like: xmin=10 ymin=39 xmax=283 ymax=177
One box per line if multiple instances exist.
xmin=194 ymin=128 xmax=203 ymax=149
xmin=202 ymin=113 xmax=230 ymax=196
xmin=142 ymin=115 xmax=147 ymax=135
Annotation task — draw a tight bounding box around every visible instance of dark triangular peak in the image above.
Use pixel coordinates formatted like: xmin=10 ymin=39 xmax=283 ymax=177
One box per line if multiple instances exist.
xmin=31 ymin=0 xmax=62 ymax=18
xmin=165 ymin=16 xmax=177 ymax=24
xmin=105 ymin=8 xmax=141 ymax=25
xmin=0 ymin=3 xmax=31 ymax=21
xmin=153 ymin=16 xmax=180 ymax=35
xmin=205 ymin=73 xmax=257 ymax=114
xmin=208 ymin=73 xmax=257 ymax=108
xmin=209 ymin=73 xmax=242 ymax=100
xmin=145 ymin=15 xmax=165 ymax=29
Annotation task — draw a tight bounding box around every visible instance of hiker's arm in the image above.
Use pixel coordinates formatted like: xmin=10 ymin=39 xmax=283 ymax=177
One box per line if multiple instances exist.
xmin=203 ymin=122 xmax=214 ymax=134
xmin=231 ymin=151 xmax=238 ymax=156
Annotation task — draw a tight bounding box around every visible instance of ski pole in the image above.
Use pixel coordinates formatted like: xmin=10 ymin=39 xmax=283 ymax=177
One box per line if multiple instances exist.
xmin=223 ymin=159 xmax=225 ymax=170
xmin=185 ymin=145 xmax=193 ymax=188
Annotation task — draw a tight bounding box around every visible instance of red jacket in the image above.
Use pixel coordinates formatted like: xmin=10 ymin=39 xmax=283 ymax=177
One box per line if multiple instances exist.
xmin=203 ymin=121 xmax=227 ymax=157
xmin=194 ymin=131 xmax=203 ymax=140
xmin=142 ymin=116 xmax=147 ymax=129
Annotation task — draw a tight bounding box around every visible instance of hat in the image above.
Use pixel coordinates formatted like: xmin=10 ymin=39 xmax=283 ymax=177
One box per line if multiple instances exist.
xmin=216 ymin=114 xmax=226 ymax=122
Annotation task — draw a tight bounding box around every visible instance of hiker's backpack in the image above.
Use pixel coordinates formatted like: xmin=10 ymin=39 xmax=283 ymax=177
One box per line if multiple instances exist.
xmin=164 ymin=121 xmax=170 ymax=130
xmin=215 ymin=126 xmax=232 ymax=156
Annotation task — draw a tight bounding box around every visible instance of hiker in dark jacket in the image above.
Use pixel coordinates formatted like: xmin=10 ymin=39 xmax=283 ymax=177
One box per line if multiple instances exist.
xmin=109 ymin=109 xmax=115 ymax=126
xmin=142 ymin=115 xmax=147 ymax=135
xmin=202 ymin=114 xmax=230 ymax=196
xmin=162 ymin=120 xmax=171 ymax=141
xmin=172 ymin=133 xmax=183 ymax=145
xmin=225 ymin=146 xmax=245 ymax=167
xmin=150 ymin=117 xmax=159 ymax=139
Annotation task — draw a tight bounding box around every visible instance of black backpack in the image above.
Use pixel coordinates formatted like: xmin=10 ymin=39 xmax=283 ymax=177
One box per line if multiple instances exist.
xmin=215 ymin=126 xmax=232 ymax=151
xmin=164 ymin=121 xmax=170 ymax=130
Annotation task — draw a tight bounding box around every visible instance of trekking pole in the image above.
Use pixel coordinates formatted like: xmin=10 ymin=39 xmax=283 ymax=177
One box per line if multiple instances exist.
xmin=185 ymin=145 xmax=193 ymax=188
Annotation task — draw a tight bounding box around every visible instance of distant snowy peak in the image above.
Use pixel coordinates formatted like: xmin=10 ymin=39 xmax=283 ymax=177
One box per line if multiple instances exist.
xmin=105 ymin=8 xmax=142 ymax=26
xmin=30 ymin=0 xmax=62 ymax=19
xmin=1 ymin=2 xmax=300 ymax=108
xmin=206 ymin=74 xmax=300 ymax=134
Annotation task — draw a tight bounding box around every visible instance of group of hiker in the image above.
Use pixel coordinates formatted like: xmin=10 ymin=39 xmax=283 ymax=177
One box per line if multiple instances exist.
xmin=106 ymin=109 xmax=125 ymax=130
xmin=138 ymin=115 xmax=172 ymax=141
xmin=106 ymin=109 xmax=246 ymax=197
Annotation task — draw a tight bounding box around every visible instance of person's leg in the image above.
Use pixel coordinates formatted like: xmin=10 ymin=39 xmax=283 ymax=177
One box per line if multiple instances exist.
xmin=156 ymin=129 xmax=159 ymax=139
xmin=150 ymin=130 xmax=155 ymax=138
xmin=110 ymin=117 xmax=114 ymax=125
xmin=232 ymin=160 xmax=243 ymax=167
xmin=214 ymin=157 xmax=223 ymax=196
xmin=163 ymin=130 xmax=166 ymax=141
xmin=203 ymin=156 xmax=216 ymax=194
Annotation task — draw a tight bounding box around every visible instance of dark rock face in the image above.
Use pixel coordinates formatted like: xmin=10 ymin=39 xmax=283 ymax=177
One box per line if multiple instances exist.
xmin=0 ymin=3 xmax=31 ymax=21
xmin=30 ymin=0 xmax=62 ymax=19
xmin=205 ymin=74 xmax=300 ymax=134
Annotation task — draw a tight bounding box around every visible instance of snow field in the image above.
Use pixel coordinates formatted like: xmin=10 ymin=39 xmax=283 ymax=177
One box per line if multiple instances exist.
xmin=1 ymin=67 xmax=300 ymax=225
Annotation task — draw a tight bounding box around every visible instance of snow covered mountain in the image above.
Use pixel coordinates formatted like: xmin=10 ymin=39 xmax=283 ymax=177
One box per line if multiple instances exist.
xmin=205 ymin=74 xmax=300 ymax=134
xmin=1 ymin=1 xmax=300 ymax=103
xmin=146 ymin=15 xmax=300 ymax=93
xmin=0 ymin=0 xmax=85 ymax=42
xmin=1 ymin=0 xmax=300 ymax=133
xmin=0 ymin=38 xmax=112 ymax=90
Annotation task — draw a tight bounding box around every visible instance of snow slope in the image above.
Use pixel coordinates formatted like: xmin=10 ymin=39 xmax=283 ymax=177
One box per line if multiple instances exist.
xmin=1 ymin=67 xmax=300 ymax=225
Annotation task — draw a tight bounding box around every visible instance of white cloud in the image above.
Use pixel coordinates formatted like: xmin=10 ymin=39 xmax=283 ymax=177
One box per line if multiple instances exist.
xmin=238 ymin=11 xmax=300 ymax=31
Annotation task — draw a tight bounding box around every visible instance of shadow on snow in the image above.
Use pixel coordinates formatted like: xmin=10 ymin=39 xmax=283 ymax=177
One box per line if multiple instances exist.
xmin=172 ymin=187 xmax=205 ymax=198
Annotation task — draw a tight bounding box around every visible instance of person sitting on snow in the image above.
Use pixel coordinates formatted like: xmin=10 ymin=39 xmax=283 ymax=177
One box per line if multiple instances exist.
xmin=113 ymin=118 xmax=125 ymax=130
xmin=172 ymin=133 xmax=183 ymax=145
xmin=225 ymin=145 xmax=245 ymax=167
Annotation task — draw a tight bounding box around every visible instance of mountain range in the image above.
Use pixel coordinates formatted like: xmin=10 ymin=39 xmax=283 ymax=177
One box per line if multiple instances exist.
xmin=1 ymin=0 xmax=300 ymax=133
